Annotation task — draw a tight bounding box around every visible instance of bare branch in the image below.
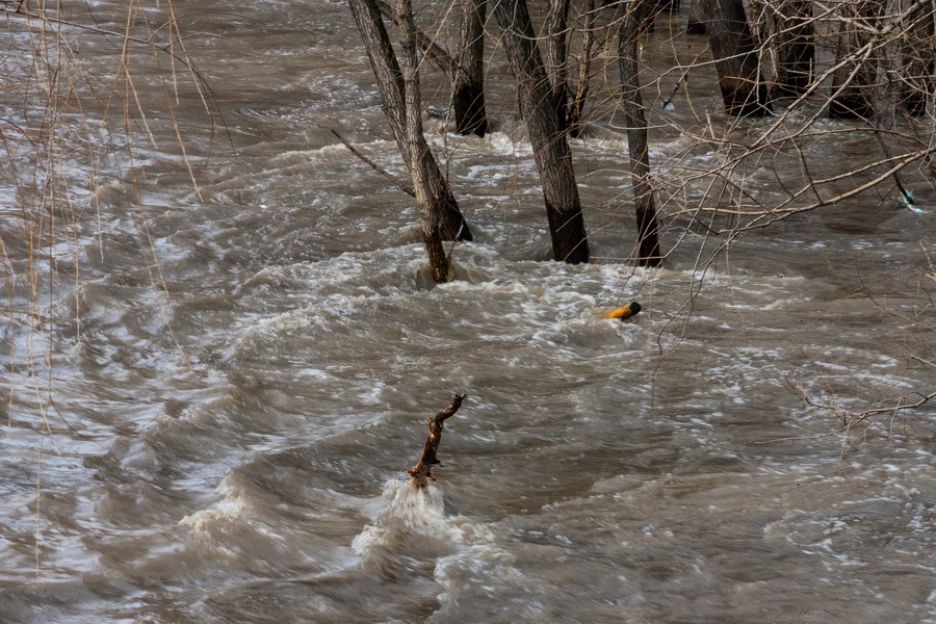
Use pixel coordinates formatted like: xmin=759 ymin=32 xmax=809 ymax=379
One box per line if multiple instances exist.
xmin=328 ymin=128 xmax=416 ymax=197
xmin=408 ymin=393 xmax=467 ymax=489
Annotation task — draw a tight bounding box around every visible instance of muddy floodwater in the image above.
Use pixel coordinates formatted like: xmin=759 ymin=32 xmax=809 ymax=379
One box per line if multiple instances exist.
xmin=2 ymin=2 xmax=936 ymax=623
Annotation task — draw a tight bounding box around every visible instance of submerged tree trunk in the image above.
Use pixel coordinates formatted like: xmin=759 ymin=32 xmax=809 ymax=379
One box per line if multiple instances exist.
xmin=769 ymin=0 xmax=814 ymax=99
xmin=493 ymin=0 xmax=589 ymax=264
xmin=828 ymin=2 xmax=879 ymax=119
xmin=396 ymin=0 xmax=454 ymax=281
xmin=348 ymin=0 xmax=471 ymax=282
xmin=619 ymin=0 xmax=662 ymax=267
xmin=687 ymin=0 xmax=706 ymax=34
xmin=569 ymin=0 xmax=597 ymax=138
xmin=643 ymin=0 xmax=680 ymax=33
xmin=453 ymin=0 xmax=488 ymax=136
xmin=378 ymin=0 xmax=488 ymax=139
xmin=545 ymin=0 xmax=572 ymax=130
xmin=900 ymin=0 xmax=934 ymax=116
xmin=698 ymin=0 xmax=771 ymax=116
xmin=875 ymin=0 xmax=906 ymax=128
xmin=376 ymin=0 xmax=456 ymax=76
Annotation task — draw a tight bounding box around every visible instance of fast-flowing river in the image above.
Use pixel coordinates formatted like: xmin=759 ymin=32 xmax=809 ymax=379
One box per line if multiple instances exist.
xmin=2 ymin=2 xmax=936 ymax=623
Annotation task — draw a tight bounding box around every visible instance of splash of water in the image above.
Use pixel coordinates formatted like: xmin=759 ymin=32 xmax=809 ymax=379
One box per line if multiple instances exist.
xmin=352 ymin=479 xmax=494 ymax=573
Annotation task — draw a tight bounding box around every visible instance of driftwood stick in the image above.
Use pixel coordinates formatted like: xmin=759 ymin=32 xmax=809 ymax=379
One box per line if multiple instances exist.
xmin=408 ymin=393 xmax=467 ymax=489
xmin=328 ymin=128 xmax=416 ymax=198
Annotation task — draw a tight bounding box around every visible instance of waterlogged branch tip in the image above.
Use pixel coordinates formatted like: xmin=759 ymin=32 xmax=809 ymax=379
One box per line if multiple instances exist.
xmin=408 ymin=393 xmax=467 ymax=490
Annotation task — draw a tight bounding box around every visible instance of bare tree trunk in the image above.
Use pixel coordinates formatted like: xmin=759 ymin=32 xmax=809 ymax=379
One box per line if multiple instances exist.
xmin=348 ymin=0 xmax=472 ymax=282
xmin=453 ymin=0 xmax=488 ymax=136
xmin=829 ymin=1 xmax=879 ymax=119
xmin=769 ymin=0 xmax=815 ymax=99
xmin=619 ymin=0 xmax=662 ymax=267
xmin=380 ymin=0 xmax=488 ymax=139
xmin=876 ymin=0 xmax=905 ymax=128
xmin=350 ymin=0 xmax=409 ymax=153
xmin=901 ymin=0 xmax=934 ymax=116
xmin=698 ymin=0 xmax=771 ymax=116
xmin=376 ymin=0 xmax=456 ymax=77
xmin=643 ymin=0 xmax=680 ymax=33
xmin=545 ymin=0 xmax=572 ymax=129
xmin=687 ymin=0 xmax=706 ymax=34
xmin=493 ymin=0 xmax=589 ymax=264
xmin=569 ymin=0 xmax=598 ymax=138
xmin=396 ymin=0 xmax=454 ymax=281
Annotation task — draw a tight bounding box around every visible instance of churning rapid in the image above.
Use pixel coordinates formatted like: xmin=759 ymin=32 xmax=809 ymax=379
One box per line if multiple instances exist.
xmin=1 ymin=2 xmax=935 ymax=623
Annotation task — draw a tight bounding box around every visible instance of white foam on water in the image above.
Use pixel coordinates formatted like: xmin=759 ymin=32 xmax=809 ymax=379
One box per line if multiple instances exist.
xmin=484 ymin=131 xmax=534 ymax=157
xmin=179 ymin=471 xmax=257 ymax=532
xmin=352 ymin=479 xmax=495 ymax=570
xmin=462 ymin=164 xmax=514 ymax=183
xmin=433 ymin=543 xmax=528 ymax=610
xmin=175 ymin=469 xmax=360 ymax=574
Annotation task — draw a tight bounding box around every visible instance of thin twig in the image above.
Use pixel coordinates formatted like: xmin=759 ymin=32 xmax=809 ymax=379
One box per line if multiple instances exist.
xmin=752 ymin=431 xmax=839 ymax=445
xmin=328 ymin=128 xmax=416 ymax=197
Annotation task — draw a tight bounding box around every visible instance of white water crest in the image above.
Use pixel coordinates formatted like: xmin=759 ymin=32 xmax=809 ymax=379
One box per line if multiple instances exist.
xmin=353 ymin=479 xmax=496 ymax=573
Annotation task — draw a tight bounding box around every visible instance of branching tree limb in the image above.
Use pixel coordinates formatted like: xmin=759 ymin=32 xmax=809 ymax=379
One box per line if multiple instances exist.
xmin=408 ymin=393 xmax=467 ymax=489
xmin=376 ymin=0 xmax=457 ymax=76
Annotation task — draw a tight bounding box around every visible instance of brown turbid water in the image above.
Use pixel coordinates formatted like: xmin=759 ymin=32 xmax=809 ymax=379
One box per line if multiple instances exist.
xmin=1 ymin=2 xmax=935 ymax=623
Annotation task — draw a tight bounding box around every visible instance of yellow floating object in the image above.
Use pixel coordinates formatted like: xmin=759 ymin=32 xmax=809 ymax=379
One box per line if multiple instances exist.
xmin=605 ymin=301 xmax=642 ymax=320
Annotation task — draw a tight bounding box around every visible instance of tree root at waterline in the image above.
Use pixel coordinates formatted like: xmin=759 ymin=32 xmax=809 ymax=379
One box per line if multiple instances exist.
xmin=408 ymin=393 xmax=467 ymax=490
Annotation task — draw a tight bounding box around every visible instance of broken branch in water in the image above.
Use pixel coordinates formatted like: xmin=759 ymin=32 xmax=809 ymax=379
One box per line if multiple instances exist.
xmin=408 ymin=393 xmax=467 ymax=489
xmin=327 ymin=128 xmax=416 ymax=198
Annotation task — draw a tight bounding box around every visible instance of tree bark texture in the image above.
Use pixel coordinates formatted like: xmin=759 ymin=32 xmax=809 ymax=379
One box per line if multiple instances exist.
xmin=376 ymin=0 xmax=456 ymax=77
xmin=396 ymin=0 xmax=454 ymax=282
xmin=348 ymin=0 xmax=471 ymax=284
xmin=453 ymin=0 xmax=488 ymax=136
xmin=687 ymin=0 xmax=706 ymax=34
xmin=769 ymin=0 xmax=815 ymax=99
xmin=619 ymin=0 xmax=662 ymax=267
xmin=568 ymin=0 xmax=597 ymax=138
xmin=697 ymin=0 xmax=772 ymax=116
xmin=493 ymin=0 xmax=590 ymax=264
xmin=828 ymin=1 xmax=880 ymax=119
xmin=545 ymin=0 xmax=572 ymax=129
xmin=350 ymin=0 xmax=409 ymax=152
